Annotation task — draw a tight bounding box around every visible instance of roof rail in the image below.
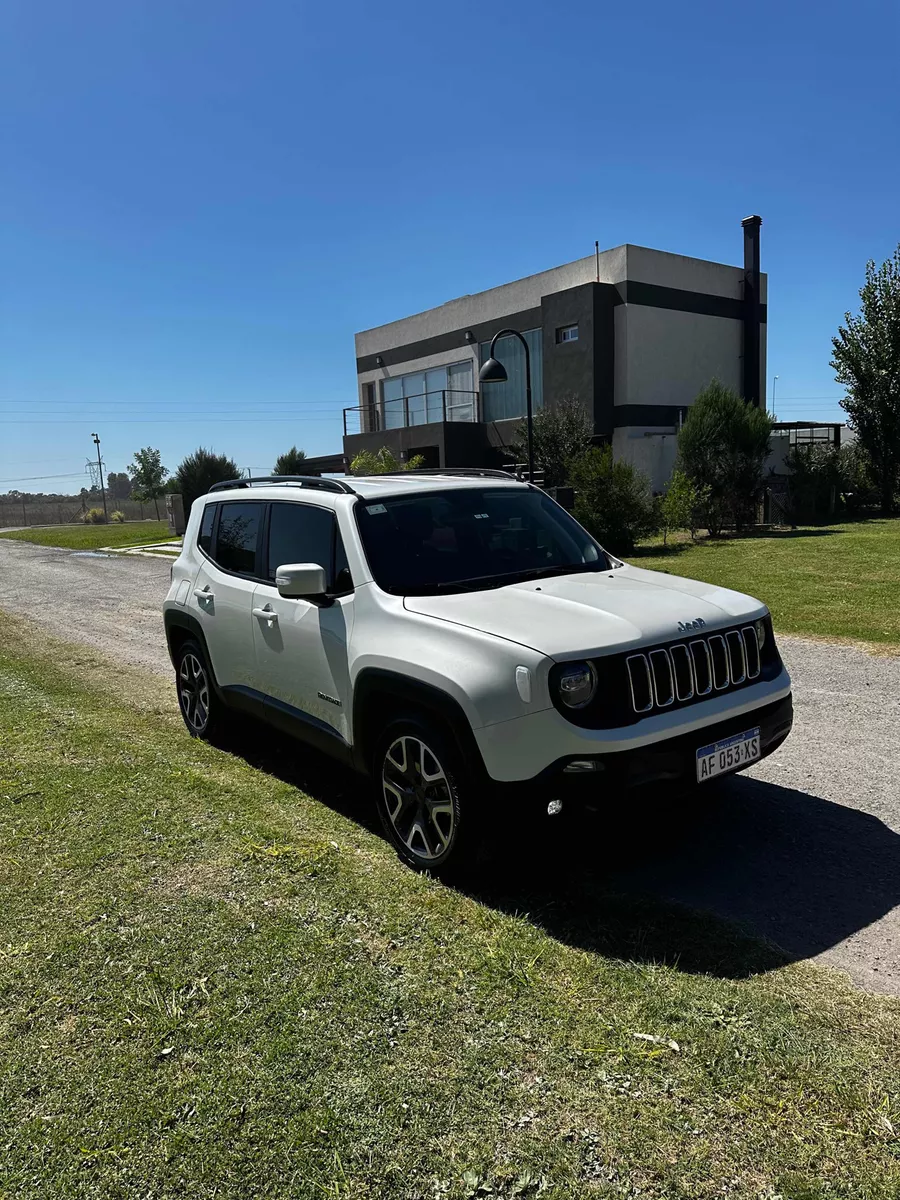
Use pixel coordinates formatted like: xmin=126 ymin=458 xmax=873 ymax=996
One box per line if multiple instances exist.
xmin=370 ymin=467 xmax=523 ymax=481
xmin=208 ymin=475 xmax=356 ymax=495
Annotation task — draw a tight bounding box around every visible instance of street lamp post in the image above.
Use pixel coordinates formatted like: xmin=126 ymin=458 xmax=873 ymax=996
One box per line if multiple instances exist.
xmin=91 ymin=433 xmax=109 ymax=523
xmin=772 ymin=374 xmax=779 ymax=421
xmin=478 ymin=328 xmax=534 ymax=483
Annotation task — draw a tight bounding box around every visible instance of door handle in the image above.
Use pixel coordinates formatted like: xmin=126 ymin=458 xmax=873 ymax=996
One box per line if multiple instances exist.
xmin=193 ymin=588 xmax=213 ymax=601
xmin=253 ymin=606 xmax=278 ymax=625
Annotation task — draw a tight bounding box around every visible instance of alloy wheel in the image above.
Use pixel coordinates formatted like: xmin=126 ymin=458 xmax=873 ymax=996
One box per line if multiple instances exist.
xmin=178 ymin=652 xmax=210 ymax=734
xmin=381 ymin=735 xmax=456 ymax=862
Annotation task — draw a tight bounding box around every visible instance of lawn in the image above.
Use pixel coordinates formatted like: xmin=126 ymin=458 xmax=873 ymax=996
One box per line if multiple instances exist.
xmin=631 ymin=518 xmax=900 ymax=646
xmin=1 ymin=616 xmax=898 ymax=1199
xmin=0 ymin=520 xmax=172 ymax=551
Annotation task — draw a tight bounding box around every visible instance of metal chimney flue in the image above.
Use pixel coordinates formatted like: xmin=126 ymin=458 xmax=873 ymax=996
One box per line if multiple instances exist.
xmin=742 ymin=215 xmax=762 ymax=408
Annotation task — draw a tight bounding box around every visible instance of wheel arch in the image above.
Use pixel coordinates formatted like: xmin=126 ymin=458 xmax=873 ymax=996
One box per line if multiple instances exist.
xmin=352 ymin=668 xmax=487 ymax=780
xmin=164 ymin=611 xmax=220 ymax=692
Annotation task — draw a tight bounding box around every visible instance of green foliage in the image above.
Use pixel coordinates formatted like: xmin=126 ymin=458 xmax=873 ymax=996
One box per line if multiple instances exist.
xmin=831 ymin=244 xmax=900 ymax=514
xmin=272 ymin=446 xmax=307 ymax=475
xmin=128 ymin=447 xmax=167 ymax=518
xmin=840 ymin=441 xmax=880 ymax=514
xmin=787 ymin=442 xmax=882 ymax=522
xmin=109 ymin=510 xmax=125 ymax=523
xmin=349 ymin=447 xmax=426 ymax=475
xmin=677 ymin=380 xmax=773 ymax=535
xmin=174 ymin=447 xmax=241 ymax=514
xmin=82 ymin=507 xmax=108 ymax=524
xmin=106 ymin=472 xmax=133 ymax=501
xmin=509 ymin=395 xmax=593 ymax=487
xmin=568 ymin=445 xmax=657 ymax=554
xmin=659 ymin=468 xmax=707 ymax=544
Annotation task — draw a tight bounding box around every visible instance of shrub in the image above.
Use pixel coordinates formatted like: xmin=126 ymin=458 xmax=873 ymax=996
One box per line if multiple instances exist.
xmin=110 ymin=510 xmax=125 ymax=523
xmin=509 ymin=395 xmax=593 ymax=488
xmin=839 ymin=441 xmax=882 ymax=514
xmin=273 ymin=446 xmax=307 ymax=475
xmin=677 ymin=380 xmax=773 ymax=535
xmin=569 ymin=445 xmax=657 ymax=555
xmin=350 ymin=448 xmax=425 ymax=475
xmin=659 ymin=468 xmax=708 ymax=544
xmin=174 ymin=448 xmax=241 ymax=515
xmin=83 ymin=508 xmax=108 ymax=524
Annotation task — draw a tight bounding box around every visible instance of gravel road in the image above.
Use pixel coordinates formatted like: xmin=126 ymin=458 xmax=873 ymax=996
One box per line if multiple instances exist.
xmin=1 ymin=538 xmax=898 ymax=996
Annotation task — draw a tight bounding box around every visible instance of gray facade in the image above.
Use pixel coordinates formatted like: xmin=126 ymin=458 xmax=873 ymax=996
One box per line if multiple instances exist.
xmin=346 ymin=231 xmax=767 ymax=490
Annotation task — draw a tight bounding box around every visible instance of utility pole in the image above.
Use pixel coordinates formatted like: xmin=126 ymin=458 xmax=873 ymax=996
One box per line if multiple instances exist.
xmin=91 ymin=433 xmax=109 ymax=523
xmin=772 ymin=375 xmax=779 ymax=421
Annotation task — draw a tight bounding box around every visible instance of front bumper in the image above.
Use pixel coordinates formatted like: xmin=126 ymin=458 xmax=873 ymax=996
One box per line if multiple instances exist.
xmin=475 ymin=669 xmax=792 ymax=782
xmin=527 ymin=693 xmax=793 ymax=803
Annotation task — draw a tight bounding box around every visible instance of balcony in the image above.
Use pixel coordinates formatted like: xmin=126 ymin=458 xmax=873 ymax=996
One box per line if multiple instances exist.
xmin=343 ymin=390 xmax=481 ymax=437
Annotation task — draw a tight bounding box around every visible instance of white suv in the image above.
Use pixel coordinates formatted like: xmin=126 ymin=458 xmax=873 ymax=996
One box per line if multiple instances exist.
xmin=163 ymin=471 xmax=793 ymax=871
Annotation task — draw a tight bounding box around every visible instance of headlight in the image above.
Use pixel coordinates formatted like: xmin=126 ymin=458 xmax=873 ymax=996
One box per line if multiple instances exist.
xmin=557 ymin=661 xmax=597 ymax=709
xmin=755 ymin=618 xmax=767 ymax=651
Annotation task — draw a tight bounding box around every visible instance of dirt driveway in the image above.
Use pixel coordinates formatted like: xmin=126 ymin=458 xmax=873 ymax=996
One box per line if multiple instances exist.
xmin=1 ymin=538 xmax=898 ymax=996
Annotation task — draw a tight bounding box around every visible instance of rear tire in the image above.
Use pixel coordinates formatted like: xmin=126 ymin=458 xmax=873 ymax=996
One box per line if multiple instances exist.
xmin=374 ymin=716 xmax=486 ymax=875
xmin=174 ymin=638 xmax=228 ymax=742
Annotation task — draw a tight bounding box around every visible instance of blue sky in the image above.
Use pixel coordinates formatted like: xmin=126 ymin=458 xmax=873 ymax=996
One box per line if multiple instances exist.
xmin=1 ymin=0 xmax=897 ymax=491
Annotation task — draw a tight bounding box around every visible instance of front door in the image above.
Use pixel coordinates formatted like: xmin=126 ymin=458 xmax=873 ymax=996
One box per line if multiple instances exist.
xmin=251 ymin=500 xmax=354 ymax=740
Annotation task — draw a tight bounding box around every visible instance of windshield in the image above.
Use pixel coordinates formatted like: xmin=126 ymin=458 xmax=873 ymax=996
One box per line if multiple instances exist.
xmin=355 ymin=487 xmax=612 ymax=595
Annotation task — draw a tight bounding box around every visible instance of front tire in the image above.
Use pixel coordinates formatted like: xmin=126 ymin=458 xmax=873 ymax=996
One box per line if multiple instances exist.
xmin=174 ymin=638 xmax=226 ymax=741
xmin=375 ymin=718 xmax=479 ymax=874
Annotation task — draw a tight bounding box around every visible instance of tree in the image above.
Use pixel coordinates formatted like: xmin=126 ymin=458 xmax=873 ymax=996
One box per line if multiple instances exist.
xmin=106 ymin=472 xmax=133 ymax=501
xmin=128 ymin=447 xmax=167 ymax=519
xmin=568 ymin=445 xmax=657 ymax=555
xmin=509 ymin=394 xmax=593 ymax=487
xmin=659 ymin=468 xmax=707 ymax=545
xmin=831 ymin=245 xmax=900 ymax=514
xmin=174 ymin=448 xmax=241 ymax=515
xmin=676 ymin=380 xmax=773 ymax=535
xmin=349 ymin=447 xmax=425 ymax=475
xmin=273 ymin=446 xmax=307 ymax=475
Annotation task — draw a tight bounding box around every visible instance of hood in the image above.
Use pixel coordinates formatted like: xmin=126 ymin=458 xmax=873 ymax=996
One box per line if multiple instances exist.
xmin=403 ymin=564 xmax=766 ymax=658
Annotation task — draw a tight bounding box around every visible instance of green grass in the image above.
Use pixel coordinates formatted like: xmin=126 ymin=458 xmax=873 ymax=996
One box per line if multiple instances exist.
xmin=631 ymin=518 xmax=900 ymax=646
xmin=0 ymin=520 xmax=172 ymax=551
xmin=1 ymin=618 xmax=898 ymax=1198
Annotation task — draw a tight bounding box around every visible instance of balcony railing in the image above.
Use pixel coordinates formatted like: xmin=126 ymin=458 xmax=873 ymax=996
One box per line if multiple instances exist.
xmin=343 ymin=390 xmax=480 ymax=437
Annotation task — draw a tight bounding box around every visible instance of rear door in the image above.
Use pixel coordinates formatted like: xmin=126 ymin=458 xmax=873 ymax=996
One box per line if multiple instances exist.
xmin=251 ymin=499 xmax=354 ymax=740
xmin=190 ymin=499 xmax=265 ymax=692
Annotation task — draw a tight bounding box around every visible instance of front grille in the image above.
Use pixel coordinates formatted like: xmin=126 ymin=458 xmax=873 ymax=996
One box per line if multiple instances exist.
xmin=625 ymin=625 xmax=762 ymax=717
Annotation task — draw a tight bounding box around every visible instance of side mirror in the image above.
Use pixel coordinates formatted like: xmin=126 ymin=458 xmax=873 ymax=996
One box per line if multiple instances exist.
xmin=275 ymin=562 xmax=328 ymax=599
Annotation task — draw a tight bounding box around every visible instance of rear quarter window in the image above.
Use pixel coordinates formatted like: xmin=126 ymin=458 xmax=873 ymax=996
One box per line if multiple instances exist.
xmin=198 ymin=504 xmax=216 ymax=556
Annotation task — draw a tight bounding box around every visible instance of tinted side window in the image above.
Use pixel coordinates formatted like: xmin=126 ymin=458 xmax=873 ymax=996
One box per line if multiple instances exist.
xmin=198 ymin=504 xmax=216 ymax=556
xmin=213 ymin=502 xmax=263 ymax=575
xmin=267 ymin=502 xmax=350 ymax=591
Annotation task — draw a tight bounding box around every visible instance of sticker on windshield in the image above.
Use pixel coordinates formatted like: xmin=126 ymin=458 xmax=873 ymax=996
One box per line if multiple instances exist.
xmin=366 ymin=503 xmax=387 ymax=515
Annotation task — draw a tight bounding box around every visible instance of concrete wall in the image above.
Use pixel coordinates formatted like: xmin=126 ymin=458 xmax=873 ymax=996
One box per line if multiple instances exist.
xmin=613 ymin=428 xmax=680 ymax=493
xmin=355 ymin=247 xmax=628 ymax=357
xmin=617 ymin=304 xmax=744 ymax=408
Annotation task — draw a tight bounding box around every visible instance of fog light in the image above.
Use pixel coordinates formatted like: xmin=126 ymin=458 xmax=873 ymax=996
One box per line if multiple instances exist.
xmin=563 ymin=759 xmax=603 ymax=773
xmin=547 ymin=799 xmax=563 ymax=816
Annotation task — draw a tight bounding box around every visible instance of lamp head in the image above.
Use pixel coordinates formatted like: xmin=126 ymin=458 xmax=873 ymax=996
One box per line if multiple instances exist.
xmin=478 ymin=357 xmax=508 ymax=384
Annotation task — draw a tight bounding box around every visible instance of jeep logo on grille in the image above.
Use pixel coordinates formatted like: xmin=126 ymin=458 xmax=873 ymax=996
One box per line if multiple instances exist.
xmin=677 ymin=617 xmax=707 ymax=632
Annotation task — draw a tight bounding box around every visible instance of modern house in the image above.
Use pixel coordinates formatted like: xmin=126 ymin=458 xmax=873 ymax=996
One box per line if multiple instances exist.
xmin=344 ymin=217 xmax=767 ymax=489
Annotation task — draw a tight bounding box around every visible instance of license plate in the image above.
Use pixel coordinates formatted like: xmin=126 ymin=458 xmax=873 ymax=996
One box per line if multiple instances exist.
xmin=696 ymin=727 xmax=760 ymax=782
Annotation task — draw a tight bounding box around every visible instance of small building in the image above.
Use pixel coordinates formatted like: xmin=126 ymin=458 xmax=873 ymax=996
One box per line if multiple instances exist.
xmin=345 ymin=217 xmax=767 ymax=490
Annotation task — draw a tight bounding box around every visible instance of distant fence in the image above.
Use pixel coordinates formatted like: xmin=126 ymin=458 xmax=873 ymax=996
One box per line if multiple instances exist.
xmin=0 ymin=496 xmax=163 ymax=529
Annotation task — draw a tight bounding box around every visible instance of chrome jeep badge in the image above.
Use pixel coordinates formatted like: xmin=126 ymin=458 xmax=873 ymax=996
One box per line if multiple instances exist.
xmin=678 ymin=617 xmax=707 ymax=632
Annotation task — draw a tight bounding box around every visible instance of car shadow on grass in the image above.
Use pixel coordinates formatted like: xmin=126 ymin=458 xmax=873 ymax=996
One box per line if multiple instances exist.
xmin=221 ymin=721 xmax=900 ymax=983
